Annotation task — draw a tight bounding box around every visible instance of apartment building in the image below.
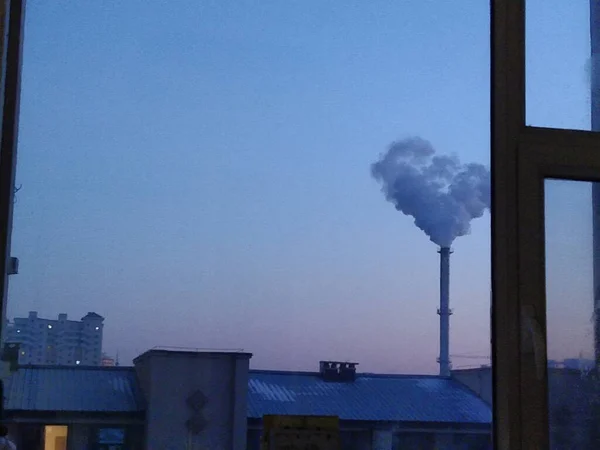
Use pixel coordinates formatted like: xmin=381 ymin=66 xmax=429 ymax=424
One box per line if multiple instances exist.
xmin=5 ymin=311 xmax=104 ymax=366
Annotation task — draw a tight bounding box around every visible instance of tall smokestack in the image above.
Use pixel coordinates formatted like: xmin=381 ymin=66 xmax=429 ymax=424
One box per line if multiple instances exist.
xmin=438 ymin=246 xmax=452 ymax=376
xmin=370 ymin=138 xmax=488 ymax=375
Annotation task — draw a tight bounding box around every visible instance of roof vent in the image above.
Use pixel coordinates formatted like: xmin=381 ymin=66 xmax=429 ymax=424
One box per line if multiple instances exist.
xmin=319 ymin=361 xmax=358 ymax=382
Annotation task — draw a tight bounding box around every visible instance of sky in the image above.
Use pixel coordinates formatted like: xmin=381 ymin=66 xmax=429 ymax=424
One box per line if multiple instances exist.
xmin=5 ymin=0 xmax=594 ymax=373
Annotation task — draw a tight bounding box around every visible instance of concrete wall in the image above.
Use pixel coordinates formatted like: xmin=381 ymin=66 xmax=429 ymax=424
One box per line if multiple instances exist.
xmin=65 ymin=424 xmax=88 ymax=449
xmin=451 ymin=368 xmax=493 ymax=405
xmin=246 ymin=427 xmax=261 ymax=450
xmin=5 ymin=423 xmax=19 ymax=446
xmin=341 ymin=430 xmax=371 ymax=450
xmin=371 ymin=429 xmax=393 ymax=450
xmin=434 ymin=433 xmax=454 ymax=450
xmin=134 ymin=349 xmax=252 ymax=450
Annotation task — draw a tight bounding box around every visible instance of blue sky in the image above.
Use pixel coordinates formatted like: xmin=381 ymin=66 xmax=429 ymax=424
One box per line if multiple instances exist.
xmin=7 ymin=1 xmax=593 ymax=373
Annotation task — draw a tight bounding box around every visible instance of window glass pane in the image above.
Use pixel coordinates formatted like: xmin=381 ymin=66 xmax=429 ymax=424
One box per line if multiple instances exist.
xmin=545 ymin=179 xmax=599 ymax=447
xmin=9 ymin=2 xmax=492 ymax=446
xmin=526 ymin=0 xmax=592 ymax=130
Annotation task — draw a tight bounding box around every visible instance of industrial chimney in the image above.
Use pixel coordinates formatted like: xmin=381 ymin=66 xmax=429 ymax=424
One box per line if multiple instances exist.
xmin=438 ymin=247 xmax=453 ymax=376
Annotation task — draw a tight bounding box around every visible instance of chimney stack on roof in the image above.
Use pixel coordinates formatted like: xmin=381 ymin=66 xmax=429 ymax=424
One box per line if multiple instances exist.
xmin=319 ymin=361 xmax=358 ymax=382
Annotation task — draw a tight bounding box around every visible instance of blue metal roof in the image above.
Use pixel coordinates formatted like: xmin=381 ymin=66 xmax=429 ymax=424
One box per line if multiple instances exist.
xmin=3 ymin=366 xmax=491 ymax=425
xmin=248 ymin=371 xmax=492 ymax=424
xmin=4 ymin=366 xmax=144 ymax=412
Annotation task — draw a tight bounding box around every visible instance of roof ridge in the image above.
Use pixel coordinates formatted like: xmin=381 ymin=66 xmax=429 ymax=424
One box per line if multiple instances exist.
xmin=359 ymin=373 xmax=448 ymax=379
xmin=249 ymin=369 xmax=449 ymax=380
xmin=250 ymin=369 xmax=319 ymax=376
xmin=17 ymin=364 xmax=134 ymax=371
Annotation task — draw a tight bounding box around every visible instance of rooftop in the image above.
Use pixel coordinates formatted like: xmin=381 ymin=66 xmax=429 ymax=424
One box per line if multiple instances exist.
xmin=2 ymin=366 xmax=491 ymax=425
xmin=248 ymin=370 xmax=492 ymax=424
xmin=133 ymin=347 xmax=252 ymax=364
xmin=4 ymin=365 xmax=144 ymax=412
xmin=82 ymin=312 xmax=104 ymax=320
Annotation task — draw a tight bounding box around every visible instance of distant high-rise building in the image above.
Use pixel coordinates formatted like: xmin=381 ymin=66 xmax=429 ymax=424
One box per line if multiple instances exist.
xmin=101 ymin=353 xmax=115 ymax=367
xmin=6 ymin=311 xmax=104 ymax=366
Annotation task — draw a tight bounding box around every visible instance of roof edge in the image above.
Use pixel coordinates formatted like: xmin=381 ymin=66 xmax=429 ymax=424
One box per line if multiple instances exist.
xmin=133 ymin=349 xmax=253 ymax=365
xmin=249 ymin=369 xmax=450 ymax=380
xmin=16 ymin=364 xmax=136 ymax=372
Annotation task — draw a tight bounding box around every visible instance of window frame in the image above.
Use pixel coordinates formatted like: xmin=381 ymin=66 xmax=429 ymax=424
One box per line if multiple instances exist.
xmin=0 ymin=0 xmax=25 ymax=350
xmin=491 ymin=1 xmax=526 ymax=448
xmin=0 ymin=0 xmax=592 ymax=447
xmin=492 ymin=0 xmax=600 ymax=448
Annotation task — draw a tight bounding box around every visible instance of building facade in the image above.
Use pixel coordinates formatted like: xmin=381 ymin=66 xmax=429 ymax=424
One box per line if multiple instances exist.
xmin=5 ymin=311 xmax=104 ymax=366
xmin=1 ymin=350 xmax=492 ymax=449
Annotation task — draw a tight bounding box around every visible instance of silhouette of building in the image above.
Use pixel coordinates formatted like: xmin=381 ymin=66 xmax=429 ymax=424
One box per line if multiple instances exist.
xmin=5 ymin=311 xmax=104 ymax=366
xmin=453 ymin=365 xmax=600 ymax=448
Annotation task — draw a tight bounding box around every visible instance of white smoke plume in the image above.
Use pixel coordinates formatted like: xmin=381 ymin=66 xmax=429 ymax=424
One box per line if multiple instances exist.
xmin=371 ymin=137 xmax=490 ymax=247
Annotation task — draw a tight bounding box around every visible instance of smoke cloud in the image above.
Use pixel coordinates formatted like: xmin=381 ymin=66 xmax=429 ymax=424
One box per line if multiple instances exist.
xmin=371 ymin=137 xmax=490 ymax=247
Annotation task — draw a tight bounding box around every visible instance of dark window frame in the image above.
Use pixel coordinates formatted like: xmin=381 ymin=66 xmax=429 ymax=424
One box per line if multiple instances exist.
xmin=492 ymin=0 xmax=600 ymax=447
